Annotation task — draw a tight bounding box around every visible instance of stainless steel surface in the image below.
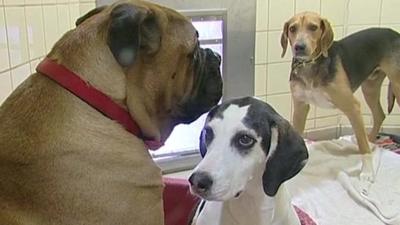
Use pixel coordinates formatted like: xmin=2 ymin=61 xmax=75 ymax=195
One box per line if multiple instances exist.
xmin=97 ymin=0 xmax=256 ymax=99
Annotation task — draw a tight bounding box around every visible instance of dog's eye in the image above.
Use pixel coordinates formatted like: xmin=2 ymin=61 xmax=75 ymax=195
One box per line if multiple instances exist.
xmin=308 ymin=24 xmax=318 ymax=32
xmin=289 ymin=26 xmax=297 ymax=33
xmin=238 ymin=134 xmax=255 ymax=148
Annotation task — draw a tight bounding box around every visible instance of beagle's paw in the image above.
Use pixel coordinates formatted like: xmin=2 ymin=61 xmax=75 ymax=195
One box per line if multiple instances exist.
xmin=359 ymin=154 xmax=375 ymax=195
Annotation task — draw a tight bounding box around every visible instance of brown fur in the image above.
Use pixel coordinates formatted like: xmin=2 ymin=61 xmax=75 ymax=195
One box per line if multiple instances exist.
xmin=282 ymin=12 xmax=400 ymax=182
xmin=281 ymin=12 xmax=333 ymax=59
xmin=0 ymin=0 xmax=218 ymax=224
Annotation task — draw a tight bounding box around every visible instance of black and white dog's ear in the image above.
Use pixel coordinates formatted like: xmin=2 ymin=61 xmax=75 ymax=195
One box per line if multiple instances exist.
xmin=108 ymin=3 xmax=161 ymax=67
xmin=262 ymin=121 xmax=308 ymax=196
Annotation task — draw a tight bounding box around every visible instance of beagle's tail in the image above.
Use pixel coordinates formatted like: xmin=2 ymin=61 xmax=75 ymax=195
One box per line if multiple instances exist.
xmin=388 ymin=81 xmax=396 ymax=114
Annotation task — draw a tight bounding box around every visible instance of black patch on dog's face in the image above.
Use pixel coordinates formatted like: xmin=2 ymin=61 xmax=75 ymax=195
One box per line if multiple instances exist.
xmin=209 ymin=97 xmax=277 ymax=155
xmin=206 ymin=103 xmax=228 ymax=120
xmin=203 ymin=97 xmax=309 ymax=197
xmin=206 ymin=96 xmax=252 ymax=121
xmin=230 ymin=131 xmax=257 ymax=155
xmin=241 ymin=100 xmax=276 ymax=154
xmin=204 ymin=126 xmax=214 ymax=146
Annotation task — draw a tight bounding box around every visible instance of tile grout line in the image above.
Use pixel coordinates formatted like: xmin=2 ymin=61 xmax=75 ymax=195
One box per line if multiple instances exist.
xmin=0 ymin=56 xmax=44 ymax=74
xmin=40 ymin=0 xmax=48 ymax=53
xmin=2 ymin=4 xmax=14 ymax=89
xmin=3 ymin=2 xmax=87 ymax=7
xmin=378 ymin=0 xmax=383 ymax=26
xmin=265 ymin=0 xmax=270 ymax=98
xmin=23 ymin=4 xmax=32 ymax=74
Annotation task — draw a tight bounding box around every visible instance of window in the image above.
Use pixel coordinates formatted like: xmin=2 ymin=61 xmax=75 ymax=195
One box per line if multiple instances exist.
xmin=152 ymin=12 xmax=226 ymax=173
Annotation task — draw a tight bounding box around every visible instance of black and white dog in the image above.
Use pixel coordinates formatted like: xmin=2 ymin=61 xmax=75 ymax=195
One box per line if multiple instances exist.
xmin=189 ymin=97 xmax=309 ymax=225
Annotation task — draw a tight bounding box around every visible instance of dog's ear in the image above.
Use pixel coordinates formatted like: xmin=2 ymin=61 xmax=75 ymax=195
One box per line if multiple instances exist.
xmin=320 ymin=18 xmax=333 ymax=57
xmin=280 ymin=21 xmax=289 ymax=58
xmin=108 ymin=3 xmax=161 ymax=67
xmin=76 ymin=6 xmax=107 ymax=26
xmin=262 ymin=122 xmax=308 ymax=196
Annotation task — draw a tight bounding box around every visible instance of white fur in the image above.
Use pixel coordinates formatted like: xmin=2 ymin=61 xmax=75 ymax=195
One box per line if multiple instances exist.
xmin=292 ymin=83 xmax=335 ymax=109
xmin=191 ymin=104 xmax=300 ymax=225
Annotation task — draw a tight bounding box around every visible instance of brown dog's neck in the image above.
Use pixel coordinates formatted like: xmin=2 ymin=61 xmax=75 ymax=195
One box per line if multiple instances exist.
xmin=48 ymin=28 xmax=127 ymax=105
xmin=290 ymin=51 xmax=337 ymax=88
xmin=46 ymin=24 xmax=168 ymax=143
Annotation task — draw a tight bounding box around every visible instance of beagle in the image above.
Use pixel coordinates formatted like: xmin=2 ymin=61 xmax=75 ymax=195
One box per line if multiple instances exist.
xmin=281 ymin=12 xmax=400 ymax=183
xmin=188 ymin=97 xmax=309 ymax=225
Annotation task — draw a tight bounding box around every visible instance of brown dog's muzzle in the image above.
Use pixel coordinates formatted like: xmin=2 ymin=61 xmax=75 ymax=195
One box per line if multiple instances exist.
xmin=175 ymin=47 xmax=223 ymax=124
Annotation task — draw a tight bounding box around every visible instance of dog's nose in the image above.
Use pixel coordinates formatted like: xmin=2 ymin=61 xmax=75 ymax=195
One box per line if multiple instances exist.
xmin=213 ymin=52 xmax=222 ymax=63
xmin=294 ymin=43 xmax=306 ymax=52
xmin=205 ymin=48 xmax=222 ymax=65
xmin=188 ymin=171 xmax=213 ymax=192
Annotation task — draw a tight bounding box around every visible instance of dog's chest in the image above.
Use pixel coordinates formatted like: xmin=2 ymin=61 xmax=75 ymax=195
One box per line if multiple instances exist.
xmin=196 ymin=196 xmax=274 ymax=225
xmin=291 ymin=81 xmax=335 ymax=109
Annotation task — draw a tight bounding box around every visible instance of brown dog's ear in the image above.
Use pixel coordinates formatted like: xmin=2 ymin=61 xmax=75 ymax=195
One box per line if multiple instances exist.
xmin=320 ymin=18 xmax=334 ymax=57
xmin=75 ymin=6 xmax=107 ymax=26
xmin=280 ymin=22 xmax=289 ymax=58
xmin=262 ymin=121 xmax=308 ymax=196
xmin=108 ymin=3 xmax=161 ymax=67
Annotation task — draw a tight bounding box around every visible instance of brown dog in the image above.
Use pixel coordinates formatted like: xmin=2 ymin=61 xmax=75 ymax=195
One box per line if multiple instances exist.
xmin=0 ymin=0 xmax=222 ymax=224
xmin=281 ymin=12 xmax=400 ymax=183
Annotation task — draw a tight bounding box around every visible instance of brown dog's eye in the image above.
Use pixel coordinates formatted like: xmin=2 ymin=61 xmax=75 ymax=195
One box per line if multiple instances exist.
xmin=289 ymin=26 xmax=297 ymax=33
xmin=308 ymin=24 xmax=318 ymax=32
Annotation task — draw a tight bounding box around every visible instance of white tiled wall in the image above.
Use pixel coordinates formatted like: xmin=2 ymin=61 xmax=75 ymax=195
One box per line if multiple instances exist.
xmin=255 ymin=0 xmax=400 ymax=136
xmin=0 ymin=0 xmax=95 ymax=104
xmin=1 ymin=0 xmax=399 ymax=134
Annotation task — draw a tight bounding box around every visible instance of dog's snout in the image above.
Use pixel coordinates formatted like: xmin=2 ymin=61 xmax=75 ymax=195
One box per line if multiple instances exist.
xmin=189 ymin=171 xmax=213 ymax=192
xmin=205 ymin=48 xmax=221 ymax=65
xmin=213 ymin=52 xmax=222 ymax=63
xmin=294 ymin=43 xmax=306 ymax=52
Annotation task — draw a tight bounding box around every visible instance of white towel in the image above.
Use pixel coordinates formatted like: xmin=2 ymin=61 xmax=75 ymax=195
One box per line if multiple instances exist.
xmin=338 ymin=146 xmax=400 ymax=225
xmin=287 ymin=138 xmax=400 ymax=225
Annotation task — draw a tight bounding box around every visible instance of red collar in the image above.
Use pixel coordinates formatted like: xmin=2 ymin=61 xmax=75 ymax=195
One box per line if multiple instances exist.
xmin=36 ymin=58 xmax=163 ymax=150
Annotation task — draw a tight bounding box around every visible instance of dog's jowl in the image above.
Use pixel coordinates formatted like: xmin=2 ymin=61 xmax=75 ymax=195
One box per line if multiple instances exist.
xmin=0 ymin=1 xmax=222 ymax=225
xmin=189 ymin=97 xmax=308 ymax=225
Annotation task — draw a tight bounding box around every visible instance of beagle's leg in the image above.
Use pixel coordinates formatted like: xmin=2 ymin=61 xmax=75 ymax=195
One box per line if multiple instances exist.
xmin=361 ymin=71 xmax=386 ymax=142
xmin=325 ymin=70 xmax=375 ymax=182
xmin=290 ymin=83 xmax=310 ymax=135
xmin=333 ymin=94 xmax=375 ymax=182
xmin=391 ymin=81 xmax=400 ymax=106
xmin=386 ymin=73 xmax=400 ymax=107
xmin=292 ymin=98 xmax=310 ymax=136
xmin=383 ymin=59 xmax=400 ymax=107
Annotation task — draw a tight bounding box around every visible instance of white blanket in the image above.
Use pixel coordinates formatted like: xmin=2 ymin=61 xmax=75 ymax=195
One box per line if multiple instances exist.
xmin=287 ymin=138 xmax=400 ymax=225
